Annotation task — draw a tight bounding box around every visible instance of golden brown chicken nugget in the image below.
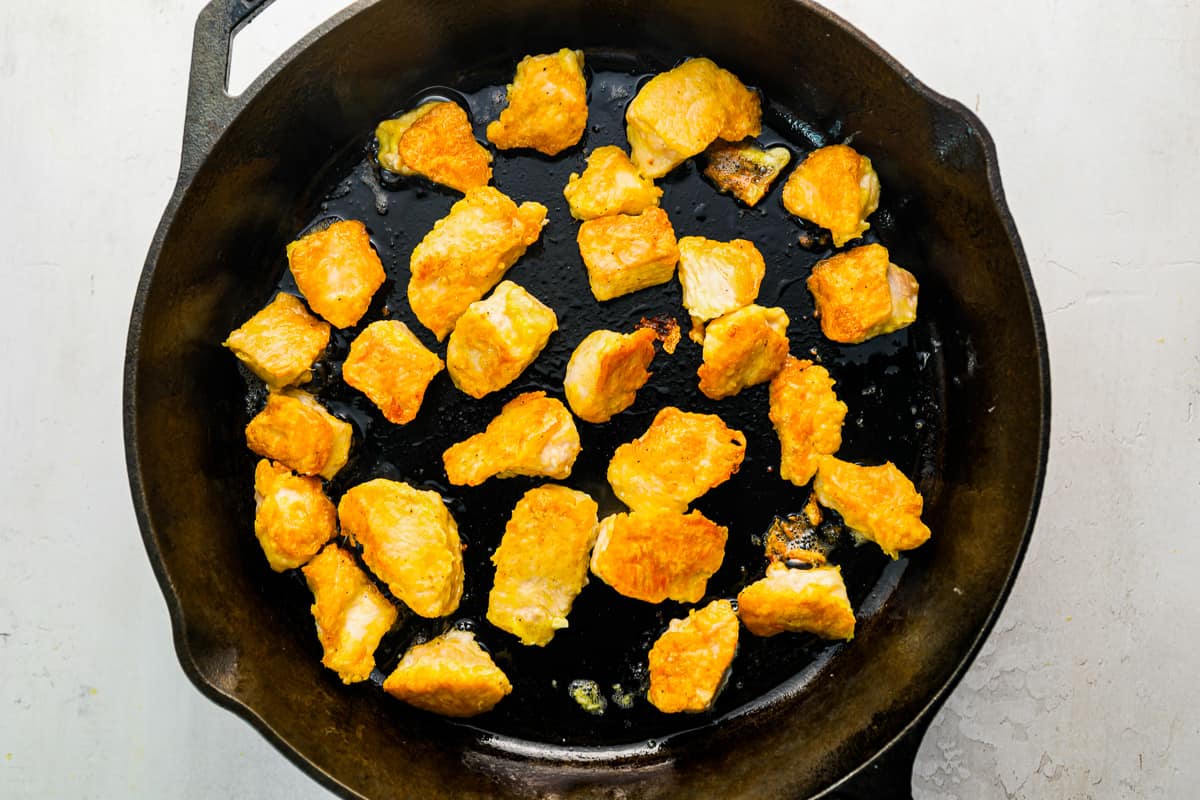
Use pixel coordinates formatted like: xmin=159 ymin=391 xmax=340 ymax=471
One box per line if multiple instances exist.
xmin=253 ymin=459 xmax=337 ymax=572
xmin=697 ymin=305 xmax=790 ymax=400
xmin=807 ymin=243 xmax=919 ymax=344
xmin=487 ymin=49 xmax=588 ymax=156
xmin=677 ymin=237 xmax=766 ymax=328
xmin=244 ymin=390 xmax=352 ymax=480
xmin=737 ymin=562 xmax=855 ymax=640
xmin=703 ymin=140 xmax=791 ymax=207
xmin=781 ymin=144 xmax=880 ymax=247
xmin=577 ymin=207 xmax=679 ymax=302
xmin=343 ymin=320 xmax=444 ymax=425
xmin=769 ymin=357 xmax=847 ymax=485
xmin=383 ymin=629 xmax=512 ymax=717
xmin=563 ymin=145 xmax=663 ymax=220
xmin=286 ymin=220 xmax=386 ymax=330
xmin=223 ymin=293 xmax=330 ymax=389
xmin=647 ymin=599 xmax=739 ymax=713
xmin=375 ymin=100 xmax=492 ymax=192
xmin=563 ymin=328 xmax=658 ymax=424
xmin=589 ymin=509 xmax=727 ymax=603
xmin=442 ymin=392 xmax=581 ymax=487
xmin=813 ymin=456 xmax=931 ymax=558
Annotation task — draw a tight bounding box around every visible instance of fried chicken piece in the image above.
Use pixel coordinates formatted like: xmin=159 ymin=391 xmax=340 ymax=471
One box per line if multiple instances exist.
xmin=703 ymin=140 xmax=791 ymax=207
xmin=625 ymin=57 xmax=762 ymax=179
xmin=375 ymin=100 xmax=492 ymax=193
xmin=563 ymin=145 xmax=663 ymax=220
xmin=781 ymin=144 xmax=881 ymax=247
xmin=647 ymin=599 xmax=739 ymax=713
xmin=806 ymin=243 xmax=918 ymax=344
xmin=253 ymin=459 xmax=337 ymax=572
xmin=343 ymin=320 xmax=444 ymax=425
xmin=244 ymin=389 xmax=352 ymax=480
xmin=677 ymin=236 xmax=766 ymax=332
xmin=286 ymin=220 xmax=386 ymax=330
xmin=737 ymin=562 xmax=855 ymax=639
xmin=486 ymin=49 xmax=588 ymax=156
xmin=223 ymin=293 xmax=330 ymax=389
xmin=338 ymin=479 xmax=464 ymax=618
xmin=408 ymin=186 xmax=548 ymax=340
xmin=442 ymin=392 xmax=581 ymax=486
xmin=302 ymin=544 xmax=397 ymax=683
xmin=813 ymin=455 xmax=931 ymax=558
xmin=382 ymin=629 xmax=512 ymax=717
xmin=576 ymin=207 xmax=679 ymax=302
xmin=589 ymin=509 xmax=727 ymax=603
xmin=487 ymin=485 xmax=599 ymax=646
xmin=608 ymin=407 xmax=746 ymax=513
xmin=769 ymin=356 xmax=848 ymax=485
xmin=563 ymin=328 xmax=658 ymax=423
xmin=697 ymin=305 xmax=790 ymax=400
xmin=445 ymin=280 xmax=558 ymax=399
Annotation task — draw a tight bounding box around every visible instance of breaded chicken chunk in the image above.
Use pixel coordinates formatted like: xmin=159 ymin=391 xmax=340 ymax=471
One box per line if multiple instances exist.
xmin=408 ymin=186 xmax=548 ymax=340
xmin=626 ymin=57 xmax=762 ymax=179
xmin=253 ymin=459 xmax=337 ymax=572
xmin=782 ymin=144 xmax=881 ymax=247
xmin=577 ymin=207 xmax=679 ymax=302
xmin=443 ymin=392 xmax=581 ymax=486
xmin=375 ymin=101 xmax=492 ymax=193
xmin=677 ymin=236 xmax=766 ymax=330
xmin=383 ymin=629 xmax=512 ymax=717
xmin=244 ymin=389 xmax=352 ymax=480
xmin=697 ymin=305 xmax=790 ymax=400
xmin=302 ymin=544 xmax=397 ymax=683
xmin=445 ymin=280 xmax=558 ymax=399
xmin=703 ymin=140 xmax=791 ymax=207
xmin=563 ymin=328 xmax=658 ymax=424
xmin=487 ymin=485 xmax=599 ymax=646
xmin=224 ymin=293 xmax=330 ymax=389
xmin=769 ymin=357 xmax=848 ymax=485
xmin=487 ymin=49 xmax=588 ymax=156
xmin=647 ymin=600 xmax=739 ymax=713
xmin=813 ymin=456 xmax=931 ymax=558
xmin=608 ymin=407 xmax=746 ymax=513
xmin=563 ymin=145 xmax=663 ymax=220
xmin=590 ymin=509 xmax=727 ymax=603
xmin=737 ymin=562 xmax=855 ymax=640
xmin=807 ymin=243 xmax=919 ymax=344
xmin=343 ymin=320 xmax=444 ymax=425
xmin=286 ymin=220 xmax=386 ymax=330
xmin=338 ymin=479 xmax=464 ymax=618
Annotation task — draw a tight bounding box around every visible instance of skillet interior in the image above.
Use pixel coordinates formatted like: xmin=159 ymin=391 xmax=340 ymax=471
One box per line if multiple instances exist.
xmin=126 ymin=1 xmax=1047 ymax=797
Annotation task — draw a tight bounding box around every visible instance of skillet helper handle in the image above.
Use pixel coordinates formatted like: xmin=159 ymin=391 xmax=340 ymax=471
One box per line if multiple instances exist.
xmin=824 ymin=715 xmax=932 ymax=800
xmin=181 ymin=0 xmax=280 ymax=178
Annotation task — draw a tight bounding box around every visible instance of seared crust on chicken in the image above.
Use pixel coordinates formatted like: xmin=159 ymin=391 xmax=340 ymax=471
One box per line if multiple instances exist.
xmin=769 ymin=357 xmax=848 ymax=485
xmin=302 ymin=544 xmax=397 ymax=683
xmin=253 ymin=459 xmax=337 ymax=572
xmin=696 ymin=304 xmax=790 ymax=400
xmin=224 ymin=293 xmax=330 ymax=389
xmin=286 ymin=220 xmax=386 ymax=330
xmin=677 ymin=236 xmax=766 ymax=328
xmin=577 ymin=207 xmax=679 ymax=301
xmin=443 ymin=392 xmax=581 ymax=486
xmin=807 ymin=243 xmax=918 ymax=344
xmin=382 ymin=629 xmax=512 ymax=717
xmin=737 ymin=562 xmax=855 ymax=639
xmin=408 ymin=186 xmax=548 ymax=341
xmin=338 ymin=479 xmax=464 ymax=618
xmin=563 ymin=145 xmax=663 ymax=220
xmin=589 ymin=509 xmax=727 ymax=603
xmin=487 ymin=485 xmax=599 ymax=646
xmin=813 ymin=455 xmax=931 ymax=558
xmin=781 ymin=144 xmax=880 ymax=247
xmin=563 ymin=328 xmax=658 ymax=424
xmin=703 ymin=140 xmax=791 ymax=207
xmin=244 ymin=389 xmax=352 ymax=480
xmin=647 ymin=599 xmax=739 ymax=713
xmin=487 ymin=49 xmax=588 ymax=156
xmin=343 ymin=320 xmax=444 ymax=425
xmin=375 ymin=101 xmax=492 ymax=192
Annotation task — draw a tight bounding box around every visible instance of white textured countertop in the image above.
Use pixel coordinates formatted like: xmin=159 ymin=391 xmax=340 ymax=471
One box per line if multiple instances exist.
xmin=2 ymin=1 xmax=1197 ymax=797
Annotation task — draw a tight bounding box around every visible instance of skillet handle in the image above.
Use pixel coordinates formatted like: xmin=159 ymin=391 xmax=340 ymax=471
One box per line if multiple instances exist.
xmin=823 ymin=715 xmax=932 ymax=800
xmin=180 ymin=0 xmax=280 ymax=178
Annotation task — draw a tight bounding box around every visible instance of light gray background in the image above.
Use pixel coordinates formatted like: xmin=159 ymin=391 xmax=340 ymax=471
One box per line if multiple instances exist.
xmin=2 ymin=1 xmax=1197 ymax=797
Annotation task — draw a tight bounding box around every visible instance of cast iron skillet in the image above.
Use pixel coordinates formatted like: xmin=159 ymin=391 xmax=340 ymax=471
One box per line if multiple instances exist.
xmin=123 ymin=0 xmax=1050 ymax=797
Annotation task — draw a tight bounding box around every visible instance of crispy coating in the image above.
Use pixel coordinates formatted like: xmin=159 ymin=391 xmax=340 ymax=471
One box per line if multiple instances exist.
xmin=253 ymin=459 xmax=337 ymax=572
xmin=286 ymin=220 xmax=386 ymax=330
xmin=442 ymin=392 xmax=581 ymax=486
xmin=647 ymin=600 xmax=739 ymax=713
xmin=223 ymin=293 xmax=330 ymax=389
xmin=677 ymin=236 xmax=766 ymax=327
xmin=781 ymin=144 xmax=881 ymax=247
xmin=577 ymin=207 xmax=679 ymax=302
xmin=383 ymin=629 xmax=512 ymax=717
xmin=563 ymin=328 xmax=657 ymax=423
xmin=244 ymin=389 xmax=352 ymax=480
xmin=737 ymin=562 xmax=855 ymax=639
xmin=769 ymin=357 xmax=848 ymax=485
xmin=608 ymin=407 xmax=746 ymax=513
xmin=589 ymin=509 xmax=728 ymax=603
xmin=813 ymin=456 xmax=931 ymax=558
xmin=807 ymin=243 xmax=918 ymax=344
xmin=763 ymin=501 xmax=828 ymax=566
xmin=302 ymin=544 xmax=397 ymax=683
xmin=338 ymin=479 xmax=464 ymax=618
xmin=487 ymin=485 xmax=600 ymax=646
xmin=343 ymin=320 xmax=444 ymax=425
xmin=487 ymin=49 xmax=588 ymax=156
xmin=408 ymin=186 xmax=548 ymax=341
xmin=703 ymin=140 xmax=791 ymax=207
xmin=375 ymin=101 xmax=492 ymax=192
xmin=445 ymin=280 xmax=558 ymax=399
xmin=697 ymin=305 xmax=790 ymax=400
xmin=625 ymin=57 xmax=762 ymax=179
xmin=563 ymin=145 xmax=663 ymax=220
